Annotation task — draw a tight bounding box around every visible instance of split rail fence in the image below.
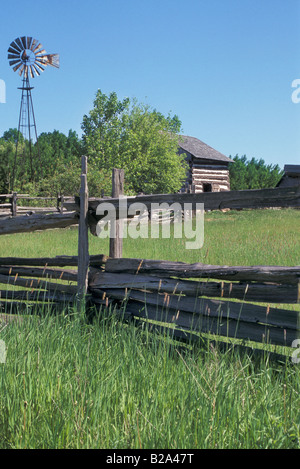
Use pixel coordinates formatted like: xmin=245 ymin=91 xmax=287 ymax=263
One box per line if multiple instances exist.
xmin=0 ymin=157 xmax=299 ymax=358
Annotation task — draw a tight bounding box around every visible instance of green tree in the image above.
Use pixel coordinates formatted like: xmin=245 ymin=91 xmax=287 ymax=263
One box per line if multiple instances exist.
xmin=81 ymin=91 xmax=130 ymax=170
xmin=36 ymin=129 xmax=83 ymax=178
xmin=0 ymin=138 xmax=15 ymax=193
xmin=81 ymin=90 xmax=187 ymax=194
xmin=0 ymin=128 xmax=84 ymax=195
xmin=229 ymin=155 xmax=283 ymax=190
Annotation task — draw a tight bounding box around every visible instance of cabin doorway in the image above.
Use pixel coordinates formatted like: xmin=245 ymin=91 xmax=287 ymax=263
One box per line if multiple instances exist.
xmin=203 ymin=183 xmax=212 ymax=193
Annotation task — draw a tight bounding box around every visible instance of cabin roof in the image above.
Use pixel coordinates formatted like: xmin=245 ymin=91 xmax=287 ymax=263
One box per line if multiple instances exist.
xmin=284 ymin=165 xmax=300 ymax=176
xmin=178 ymin=135 xmax=234 ymax=163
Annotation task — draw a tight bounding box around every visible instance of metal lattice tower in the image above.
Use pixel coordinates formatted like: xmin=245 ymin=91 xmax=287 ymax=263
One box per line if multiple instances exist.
xmin=8 ymin=36 xmax=59 ymax=190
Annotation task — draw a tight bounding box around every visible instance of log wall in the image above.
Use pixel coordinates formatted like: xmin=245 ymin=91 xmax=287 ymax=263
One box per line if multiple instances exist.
xmin=182 ymin=153 xmax=231 ymax=193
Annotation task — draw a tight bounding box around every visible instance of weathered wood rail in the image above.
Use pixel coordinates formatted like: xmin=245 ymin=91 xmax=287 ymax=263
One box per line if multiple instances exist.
xmin=0 ymin=255 xmax=299 ymax=352
xmin=0 ymin=254 xmax=108 ymax=314
xmin=0 ymin=193 xmax=78 ymax=234
xmin=86 ymin=185 xmax=300 ymax=213
xmin=1 ymin=184 xmax=300 ymax=236
xmin=0 ymin=193 xmax=71 ymax=216
xmin=88 ymin=258 xmax=300 ymax=350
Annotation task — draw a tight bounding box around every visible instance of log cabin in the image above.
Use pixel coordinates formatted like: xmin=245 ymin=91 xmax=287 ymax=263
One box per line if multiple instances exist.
xmin=178 ymin=135 xmax=234 ymax=193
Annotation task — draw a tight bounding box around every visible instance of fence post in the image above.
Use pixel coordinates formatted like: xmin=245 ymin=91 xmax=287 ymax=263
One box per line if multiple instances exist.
xmin=12 ymin=192 xmax=17 ymax=216
xmin=109 ymin=168 xmax=124 ymax=259
xmin=77 ymin=156 xmax=89 ymax=308
xmin=57 ymin=194 xmax=65 ymax=214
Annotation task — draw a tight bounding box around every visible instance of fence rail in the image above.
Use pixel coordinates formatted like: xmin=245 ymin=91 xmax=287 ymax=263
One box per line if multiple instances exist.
xmin=1 ymin=184 xmax=300 ymax=236
xmin=88 ymin=258 xmax=300 ymax=350
xmin=0 ymin=255 xmax=108 ymax=315
xmin=0 ymin=193 xmax=74 ymax=217
xmin=0 ymin=254 xmax=298 ymax=351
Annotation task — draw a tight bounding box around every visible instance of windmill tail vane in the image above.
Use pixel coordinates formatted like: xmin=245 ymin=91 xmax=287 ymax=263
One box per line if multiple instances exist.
xmin=7 ymin=36 xmax=59 ymax=191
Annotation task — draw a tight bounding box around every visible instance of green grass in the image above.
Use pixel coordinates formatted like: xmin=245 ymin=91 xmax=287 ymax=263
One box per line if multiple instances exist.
xmin=0 ymin=309 xmax=299 ymax=449
xmin=0 ymin=208 xmax=299 ymax=449
xmin=1 ymin=208 xmax=299 ymax=265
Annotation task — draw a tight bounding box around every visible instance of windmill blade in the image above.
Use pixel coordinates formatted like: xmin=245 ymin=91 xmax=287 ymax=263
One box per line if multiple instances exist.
xmin=9 ymin=59 xmax=21 ymax=67
xmin=35 ymin=49 xmax=47 ymax=57
xmin=26 ymin=37 xmax=33 ymax=49
xmin=21 ymin=37 xmax=27 ymax=49
xmin=29 ymin=65 xmax=35 ymax=79
xmin=8 ymin=53 xmax=21 ymax=60
xmin=30 ymin=38 xmax=39 ymax=51
xmin=13 ymin=62 xmax=23 ymax=73
xmin=8 ymin=45 xmax=21 ymax=55
xmin=9 ymin=40 xmax=22 ymax=53
xmin=33 ymin=62 xmax=45 ymax=73
xmin=24 ymin=65 xmax=29 ymax=79
xmin=12 ymin=61 xmax=22 ymax=72
xmin=31 ymin=63 xmax=41 ymax=76
xmin=15 ymin=38 xmax=24 ymax=51
xmin=18 ymin=64 xmax=25 ymax=76
xmin=32 ymin=42 xmax=43 ymax=54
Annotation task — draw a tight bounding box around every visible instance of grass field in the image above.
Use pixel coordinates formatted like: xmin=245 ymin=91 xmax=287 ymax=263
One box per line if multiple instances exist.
xmin=1 ymin=208 xmax=299 ymax=265
xmin=0 ymin=208 xmax=299 ymax=449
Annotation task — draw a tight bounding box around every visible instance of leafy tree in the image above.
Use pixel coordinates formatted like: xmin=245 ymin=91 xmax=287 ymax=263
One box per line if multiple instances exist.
xmin=81 ymin=91 xmax=130 ymax=170
xmin=2 ymin=128 xmax=24 ymax=145
xmin=81 ymin=90 xmax=187 ymax=194
xmin=229 ymin=155 xmax=283 ymax=190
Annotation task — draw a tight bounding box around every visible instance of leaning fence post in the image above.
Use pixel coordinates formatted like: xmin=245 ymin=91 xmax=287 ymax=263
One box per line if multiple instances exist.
xmin=77 ymin=156 xmax=89 ymax=308
xmin=109 ymin=168 xmax=124 ymax=259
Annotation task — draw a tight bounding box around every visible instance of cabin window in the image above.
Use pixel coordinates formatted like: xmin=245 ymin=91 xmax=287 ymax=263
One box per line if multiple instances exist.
xmin=203 ymin=183 xmax=212 ymax=192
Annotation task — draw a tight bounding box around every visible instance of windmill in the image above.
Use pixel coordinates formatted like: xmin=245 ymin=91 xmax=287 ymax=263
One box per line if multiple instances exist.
xmin=8 ymin=36 xmax=59 ymax=190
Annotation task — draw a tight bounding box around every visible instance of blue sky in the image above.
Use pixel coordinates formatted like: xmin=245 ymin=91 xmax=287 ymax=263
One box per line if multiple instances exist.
xmin=0 ymin=0 xmax=299 ymax=168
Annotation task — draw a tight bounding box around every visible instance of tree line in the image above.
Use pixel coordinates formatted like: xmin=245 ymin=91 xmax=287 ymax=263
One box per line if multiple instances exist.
xmin=0 ymin=89 xmax=283 ymax=197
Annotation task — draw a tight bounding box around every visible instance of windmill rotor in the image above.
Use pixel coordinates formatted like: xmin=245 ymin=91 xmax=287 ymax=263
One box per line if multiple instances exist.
xmin=8 ymin=36 xmax=59 ymax=79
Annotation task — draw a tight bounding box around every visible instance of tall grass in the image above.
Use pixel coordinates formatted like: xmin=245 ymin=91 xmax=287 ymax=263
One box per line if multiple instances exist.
xmin=0 ymin=308 xmax=299 ymax=449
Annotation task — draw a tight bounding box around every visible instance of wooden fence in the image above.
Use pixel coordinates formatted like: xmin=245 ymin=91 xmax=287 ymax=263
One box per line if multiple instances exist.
xmin=1 ymin=180 xmax=300 ymax=237
xmin=0 ymin=254 xmax=107 ymax=315
xmin=0 ymin=159 xmax=299 ymax=358
xmin=0 ymin=254 xmax=298 ymax=354
xmin=88 ymin=258 xmax=300 ymax=349
xmin=0 ymin=192 xmax=72 ymax=216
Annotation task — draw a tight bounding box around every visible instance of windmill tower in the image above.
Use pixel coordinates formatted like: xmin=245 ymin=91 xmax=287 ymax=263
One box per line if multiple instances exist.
xmin=8 ymin=36 xmax=59 ymax=190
